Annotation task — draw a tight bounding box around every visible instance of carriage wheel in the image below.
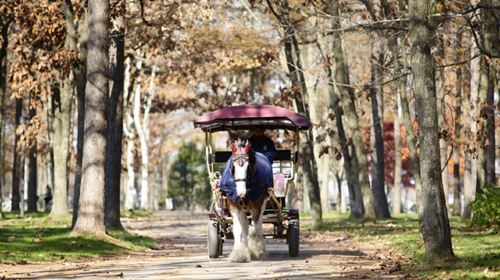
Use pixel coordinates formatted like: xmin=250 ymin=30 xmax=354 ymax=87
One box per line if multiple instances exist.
xmin=287 ymin=219 xmax=299 ymax=257
xmin=208 ymin=220 xmax=221 ymax=258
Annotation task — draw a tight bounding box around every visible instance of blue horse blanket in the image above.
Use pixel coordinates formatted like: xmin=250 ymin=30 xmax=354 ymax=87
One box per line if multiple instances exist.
xmin=219 ymin=152 xmax=274 ymax=203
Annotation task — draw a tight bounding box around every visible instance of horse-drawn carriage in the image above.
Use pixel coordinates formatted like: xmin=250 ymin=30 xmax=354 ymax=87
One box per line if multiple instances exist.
xmin=194 ymin=104 xmax=311 ymax=261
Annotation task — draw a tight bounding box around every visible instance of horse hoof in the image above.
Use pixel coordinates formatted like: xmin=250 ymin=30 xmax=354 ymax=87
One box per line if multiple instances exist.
xmin=248 ymin=233 xmax=266 ymax=259
xmin=229 ymin=244 xmax=251 ymax=263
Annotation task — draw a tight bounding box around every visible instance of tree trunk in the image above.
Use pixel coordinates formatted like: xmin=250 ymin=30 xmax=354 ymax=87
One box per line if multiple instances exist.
xmin=409 ymin=0 xmax=454 ymax=261
xmin=362 ymin=0 xmax=390 ymax=219
xmin=27 ymin=104 xmax=37 ymax=212
xmin=289 ymin=17 xmax=322 ymax=226
xmin=349 ymin=147 xmax=364 ymax=219
xmin=72 ymin=0 xmax=109 ymax=236
xmin=436 ymin=24 xmax=450 ymax=205
xmin=452 ymin=31 xmax=464 ymax=217
xmin=0 ymin=16 xmax=10 ymax=218
xmin=132 ymin=60 xmax=145 ymax=209
xmin=370 ymin=52 xmax=390 ymax=219
xmin=393 ymin=92 xmax=402 ymax=215
xmin=49 ymin=81 xmax=71 ymax=217
xmin=482 ymin=0 xmax=497 ymax=187
xmin=320 ymin=151 xmax=330 ymax=213
xmin=335 ymin=172 xmax=343 ymax=213
xmin=11 ymin=98 xmax=23 ymax=211
xmin=439 ymin=140 xmax=450 ymax=204
xmin=105 ymin=5 xmax=125 ymax=230
xmin=133 ymin=63 xmax=156 ymax=210
xmin=159 ymin=132 xmax=169 ymax=209
xmin=477 ymin=0 xmax=497 ymax=189
xmin=436 ymin=44 xmax=449 ymax=208
xmin=21 ymin=151 xmax=27 ymax=217
xmin=123 ymin=56 xmax=137 ymax=210
xmin=51 ymin=0 xmax=78 ymax=217
xmin=327 ymin=0 xmax=374 ymax=220
xmin=72 ymin=9 xmax=88 ymax=228
xmin=302 ymin=38 xmax=330 ymax=215
xmin=452 ymin=148 xmax=461 ymax=216
xmin=462 ymin=38 xmax=479 ymax=219
xmin=319 ymin=36 xmax=363 ymax=218
xmin=268 ymin=0 xmax=322 ymax=227
xmin=397 ymin=39 xmax=422 ymax=212
xmin=389 ymin=29 xmax=404 ymax=216
xmin=143 ymin=66 xmax=157 ymax=210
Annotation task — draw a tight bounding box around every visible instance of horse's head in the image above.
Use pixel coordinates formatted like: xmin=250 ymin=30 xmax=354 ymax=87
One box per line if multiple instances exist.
xmin=231 ymin=139 xmax=251 ymax=199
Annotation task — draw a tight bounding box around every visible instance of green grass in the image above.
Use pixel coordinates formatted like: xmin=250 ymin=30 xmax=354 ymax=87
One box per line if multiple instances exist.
xmin=120 ymin=209 xmax=153 ymax=218
xmin=0 ymin=212 xmax=156 ymax=264
xmin=302 ymin=212 xmax=500 ymax=279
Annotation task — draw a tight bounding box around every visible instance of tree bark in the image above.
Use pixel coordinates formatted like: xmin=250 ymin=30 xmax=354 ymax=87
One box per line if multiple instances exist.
xmin=370 ymin=51 xmax=390 ymax=219
xmin=0 ymin=16 xmax=11 ymax=217
xmin=397 ymin=39 xmax=422 ymax=212
xmin=27 ymin=104 xmax=37 ymax=212
xmin=72 ymin=8 xmax=88 ymax=228
xmin=462 ymin=38 xmax=479 ymax=219
xmin=133 ymin=62 xmax=156 ymax=210
xmin=49 ymin=82 xmax=71 ymax=217
xmin=288 ymin=10 xmax=322 ymax=226
xmin=302 ymin=36 xmax=330 ymax=215
xmin=11 ymin=98 xmax=23 ymax=211
xmin=436 ymin=25 xmax=450 ymax=205
xmin=51 ymin=0 xmax=78 ymax=217
xmin=318 ymin=36 xmax=363 ymax=218
xmin=393 ymin=92 xmax=402 ymax=215
xmin=452 ymin=31 xmax=464 ymax=217
xmin=362 ymin=0 xmax=390 ymax=218
xmin=105 ymin=4 xmax=125 ymax=230
xmin=409 ymin=0 xmax=454 ymax=261
xmin=72 ymin=0 xmax=109 ymax=236
xmin=349 ymin=147 xmax=364 ymax=218
xmin=389 ymin=30 xmax=404 ymax=216
xmin=477 ymin=0 xmax=497 ymax=189
xmin=267 ymin=0 xmax=322 ymax=227
xmin=123 ymin=56 xmax=137 ymax=210
xmin=327 ymin=0 xmax=374 ymax=220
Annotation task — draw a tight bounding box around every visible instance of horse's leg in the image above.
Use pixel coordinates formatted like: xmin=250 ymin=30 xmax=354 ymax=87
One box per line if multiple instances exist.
xmin=248 ymin=197 xmax=268 ymax=259
xmin=229 ymin=206 xmax=250 ymax=262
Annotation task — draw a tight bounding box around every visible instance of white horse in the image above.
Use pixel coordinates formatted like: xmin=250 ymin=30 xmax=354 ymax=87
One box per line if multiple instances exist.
xmin=227 ymin=140 xmax=270 ymax=262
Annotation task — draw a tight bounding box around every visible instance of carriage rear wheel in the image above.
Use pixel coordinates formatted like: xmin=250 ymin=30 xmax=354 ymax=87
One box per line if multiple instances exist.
xmin=287 ymin=219 xmax=299 ymax=257
xmin=208 ymin=220 xmax=222 ymax=258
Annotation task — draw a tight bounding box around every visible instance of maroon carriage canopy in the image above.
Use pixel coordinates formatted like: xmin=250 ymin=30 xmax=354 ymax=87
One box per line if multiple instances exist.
xmin=193 ymin=104 xmax=311 ymax=132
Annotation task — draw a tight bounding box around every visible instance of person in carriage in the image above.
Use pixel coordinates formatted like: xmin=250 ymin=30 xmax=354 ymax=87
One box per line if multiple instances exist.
xmin=247 ymin=127 xmax=277 ymax=164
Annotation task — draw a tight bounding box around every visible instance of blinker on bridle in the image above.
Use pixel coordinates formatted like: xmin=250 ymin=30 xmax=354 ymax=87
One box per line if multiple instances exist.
xmin=231 ymin=140 xmax=251 ymax=182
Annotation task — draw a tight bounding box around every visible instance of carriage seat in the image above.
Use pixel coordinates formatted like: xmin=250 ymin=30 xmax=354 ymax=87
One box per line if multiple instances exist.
xmin=213 ymin=150 xmax=293 ymax=163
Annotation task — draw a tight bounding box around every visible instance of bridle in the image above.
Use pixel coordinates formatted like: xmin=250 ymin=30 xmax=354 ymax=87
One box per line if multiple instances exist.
xmin=231 ymin=140 xmax=251 ymax=183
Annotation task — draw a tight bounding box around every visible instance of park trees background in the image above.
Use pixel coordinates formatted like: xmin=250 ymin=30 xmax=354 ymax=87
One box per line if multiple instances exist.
xmin=0 ymin=0 xmax=497 ymax=262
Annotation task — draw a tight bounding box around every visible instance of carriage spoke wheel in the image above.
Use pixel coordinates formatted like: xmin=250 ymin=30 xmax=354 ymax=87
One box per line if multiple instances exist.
xmin=208 ymin=220 xmax=222 ymax=258
xmin=287 ymin=219 xmax=299 ymax=257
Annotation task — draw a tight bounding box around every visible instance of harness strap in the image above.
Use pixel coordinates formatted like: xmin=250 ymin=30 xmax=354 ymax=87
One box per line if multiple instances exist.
xmin=234 ymin=178 xmax=248 ymax=182
xmin=267 ymin=188 xmax=284 ymax=225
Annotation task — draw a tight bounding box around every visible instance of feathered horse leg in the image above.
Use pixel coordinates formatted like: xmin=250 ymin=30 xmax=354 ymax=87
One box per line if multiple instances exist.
xmin=248 ymin=196 xmax=268 ymax=259
xmin=229 ymin=205 xmax=250 ymax=262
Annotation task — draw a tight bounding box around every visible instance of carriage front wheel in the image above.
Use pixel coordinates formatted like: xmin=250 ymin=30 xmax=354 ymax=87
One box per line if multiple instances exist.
xmin=208 ymin=220 xmax=222 ymax=258
xmin=287 ymin=219 xmax=299 ymax=257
